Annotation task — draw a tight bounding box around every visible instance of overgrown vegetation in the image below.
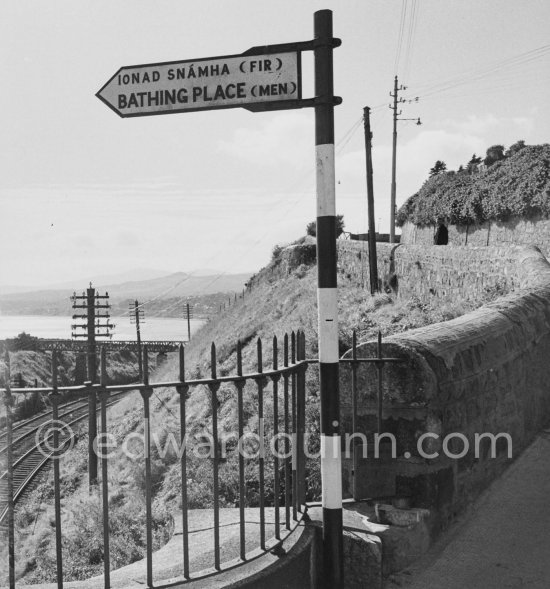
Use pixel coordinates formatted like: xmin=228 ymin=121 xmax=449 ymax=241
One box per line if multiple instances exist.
xmin=2 ymin=332 xmax=40 ymax=352
xmin=2 ymin=419 xmax=171 ymax=584
xmin=397 ymin=142 xmax=550 ymax=227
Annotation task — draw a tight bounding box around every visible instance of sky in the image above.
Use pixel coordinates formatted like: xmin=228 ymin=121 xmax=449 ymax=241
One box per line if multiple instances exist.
xmin=1 ymin=0 xmax=549 ymax=288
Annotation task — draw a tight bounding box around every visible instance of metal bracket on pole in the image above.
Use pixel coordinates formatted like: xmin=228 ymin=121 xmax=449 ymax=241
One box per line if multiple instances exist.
xmin=314 ymin=95 xmax=343 ymax=106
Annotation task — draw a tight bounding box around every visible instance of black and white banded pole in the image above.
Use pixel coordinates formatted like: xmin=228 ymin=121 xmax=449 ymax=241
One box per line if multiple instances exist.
xmin=314 ymin=9 xmax=343 ymax=587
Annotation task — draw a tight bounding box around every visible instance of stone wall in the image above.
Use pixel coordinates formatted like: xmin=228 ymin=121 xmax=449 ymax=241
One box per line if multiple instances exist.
xmin=337 ymin=241 xmax=521 ymax=302
xmin=400 ymin=214 xmax=550 ymax=257
xmin=341 ymin=246 xmax=550 ymax=528
xmin=261 ymin=239 xmax=524 ymax=305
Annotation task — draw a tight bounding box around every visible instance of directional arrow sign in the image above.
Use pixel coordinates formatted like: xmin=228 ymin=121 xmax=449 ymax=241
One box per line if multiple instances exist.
xmin=96 ymin=48 xmax=302 ymax=117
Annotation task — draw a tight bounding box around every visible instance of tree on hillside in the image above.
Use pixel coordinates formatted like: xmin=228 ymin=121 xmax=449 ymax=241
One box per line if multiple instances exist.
xmin=484 ymin=145 xmax=506 ymax=167
xmin=506 ymin=140 xmax=526 ymax=157
xmin=467 ymin=154 xmax=482 ymax=173
xmin=306 ymin=214 xmax=345 ymax=237
xmin=7 ymin=332 xmax=39 ymax=351
xmin=429 ymin=160 xmax=447 ymax=177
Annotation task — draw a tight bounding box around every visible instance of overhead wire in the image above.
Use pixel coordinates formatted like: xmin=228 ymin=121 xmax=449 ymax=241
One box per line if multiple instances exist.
xmin=411 ymin=44 xmax=550 ymax=100
xmin=402 ymin=0 xmax=419 ymax=84
xmin=394 ymin=0 xmax=408 ymax=74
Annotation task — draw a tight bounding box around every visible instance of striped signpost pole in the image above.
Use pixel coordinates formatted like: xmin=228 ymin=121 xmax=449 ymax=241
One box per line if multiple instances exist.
xmin=314 ymin=9 xmax=343 ymax=588
xmin=97 ymin=10 xmax=343 ymax=584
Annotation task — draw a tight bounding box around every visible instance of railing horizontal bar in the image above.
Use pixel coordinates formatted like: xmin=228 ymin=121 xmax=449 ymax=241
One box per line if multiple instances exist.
xmin=1 ymin=363 xmax=308 ymax=395
xmin=3 ymin=357 xmax=409 ymax=396
xmin=2 ymin=357 xmax=408 ymax=396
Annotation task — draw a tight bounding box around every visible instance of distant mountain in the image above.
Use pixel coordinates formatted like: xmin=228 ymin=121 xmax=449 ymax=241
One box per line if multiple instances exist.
xmin=60 ymin=268 xmax=174 ymax=289
xmin=100 ymin=271 xmax=251 ymax=299
xmin=0 ymin=271 xmax=252 ymax=316
xmin=0 ymin=285 xmax=35 ymax=296
xmin=0 ymin=268 xmax=175 ymax=295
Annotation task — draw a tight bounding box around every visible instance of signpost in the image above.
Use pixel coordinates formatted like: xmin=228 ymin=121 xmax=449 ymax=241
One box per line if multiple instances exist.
xmin=97 ymin=49 xmax=302 ymax=117
xmin=97 ymin=11 xmax=343 ymax=587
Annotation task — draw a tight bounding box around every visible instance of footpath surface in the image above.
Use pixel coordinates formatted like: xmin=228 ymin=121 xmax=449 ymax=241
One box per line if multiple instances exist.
xmin=389 ymin=429 xmax=550 ymax=589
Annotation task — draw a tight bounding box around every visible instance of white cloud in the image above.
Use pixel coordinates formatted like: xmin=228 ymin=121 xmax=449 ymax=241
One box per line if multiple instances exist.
xmin=217 ymin=111 xmax=314 ymax=168
xmin=445 ymin=114 xmax=501 ymax=135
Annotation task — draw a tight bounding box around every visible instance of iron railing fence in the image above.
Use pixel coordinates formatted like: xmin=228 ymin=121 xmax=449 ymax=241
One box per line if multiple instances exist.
xmin=1 ymin=330 xmax=405 ymax=589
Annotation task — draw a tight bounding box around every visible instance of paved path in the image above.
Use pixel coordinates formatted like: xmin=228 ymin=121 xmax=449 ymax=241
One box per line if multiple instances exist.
xmin=390 ymin=429 xmax=550 ymax=589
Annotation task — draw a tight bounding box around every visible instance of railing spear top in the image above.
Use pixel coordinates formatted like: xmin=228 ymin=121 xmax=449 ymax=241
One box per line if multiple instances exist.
xmin=237 ymin=340 xmax=243 ymax=377
xmin=377 ymin=331 xmax=383 ymax=359
xmin=179 ymin=344 xmax=185 ymax=382
xmin=143 ymin=345 xmax=149 ymax=386
xmin=3 ymin=349 xmax=10 ymax=377
xmin=273 ymin=336 xmax=278 ymax=371
xmin=211 ymin=343 xmax=217 ymax=379
xmin=352 ymin=330 xmax=357 ymax=361
xmin=51 ymin=349 xmax=58 ymax=390
xmin=257 ymin=338 xmax=263 ymax=373
xmin=3 ymin=351 xmax=11 ymax=395
xmin=100 ymin=347 xmax=107 ymax=386
xmin=284 ymin=333 xmax=289 ymax=367
xmin=291 ymin=331 xmax=296 ymax=364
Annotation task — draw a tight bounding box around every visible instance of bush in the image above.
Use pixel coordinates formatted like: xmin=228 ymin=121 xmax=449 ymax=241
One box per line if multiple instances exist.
xmin=6 ymin=332 xmax=39 ymax=352
xmin=306 ymin=214 xmax=345 ymax=237
xmin=23 ymin=492 xmax=172 ymax=583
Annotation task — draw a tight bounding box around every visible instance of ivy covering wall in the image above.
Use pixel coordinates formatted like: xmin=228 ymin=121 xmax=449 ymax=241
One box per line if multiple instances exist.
xmin=397 ymin=143 xmax=550 ymax=227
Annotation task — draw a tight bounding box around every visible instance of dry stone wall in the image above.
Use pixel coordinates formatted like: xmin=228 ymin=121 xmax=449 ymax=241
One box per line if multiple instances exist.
xmin=337 ymin=241 xmax=521 ymax=302
xmin=400 ymin=214 xmax=550 ymax=257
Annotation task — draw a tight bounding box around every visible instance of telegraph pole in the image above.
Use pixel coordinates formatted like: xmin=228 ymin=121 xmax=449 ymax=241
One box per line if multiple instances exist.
xmin=363 ymin=106 xmax=379 ymax=294
xmin=389 ymin=76 xmax=402 ymax=243
xmin=389 ymin=75 xmax=421 ymax=243
xmin=130 ymin=300 xmax=144 ymax=380
xmin=185 ymin=303 xmax=193 ymax=342
xmin=72 ymin=284 xmax=114 ymax=487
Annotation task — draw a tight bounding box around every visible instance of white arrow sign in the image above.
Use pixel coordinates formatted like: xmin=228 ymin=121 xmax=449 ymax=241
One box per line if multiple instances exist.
xmin=96 ymin=50 xmax=301 ymax=117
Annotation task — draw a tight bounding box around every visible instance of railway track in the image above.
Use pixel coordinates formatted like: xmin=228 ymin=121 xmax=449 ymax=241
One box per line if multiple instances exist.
xmin=0 ymin=390 xmax=129 ymax=524
xmin=0 ymin=394 xmax=99 ymax=451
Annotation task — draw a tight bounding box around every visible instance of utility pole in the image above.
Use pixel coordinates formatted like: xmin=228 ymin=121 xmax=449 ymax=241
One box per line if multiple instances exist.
xmin=185 ymin=303 xmax=193 ymax=342
xmin=389 ymin=76 xmax=402 ymax=244
xmin=389 ymin=75 xmax=421 ymax=243
xmin=72 ymin=284 xmax=114 ymax=487
xmin=363 ymin=106 xmax=379 ymax=294
xmin=130 ymin=300 xmax=144 ymax=380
